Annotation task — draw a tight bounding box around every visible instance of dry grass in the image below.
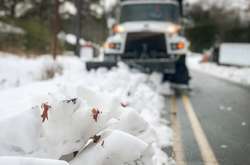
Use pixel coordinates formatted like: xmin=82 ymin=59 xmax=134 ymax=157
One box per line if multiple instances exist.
xmin=41 ymin=62 xmax=63 ymax=80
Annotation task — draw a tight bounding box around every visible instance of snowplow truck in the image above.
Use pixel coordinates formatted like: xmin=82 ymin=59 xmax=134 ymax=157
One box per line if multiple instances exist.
xmin=86 ymin=0 xmax=190 ymax=85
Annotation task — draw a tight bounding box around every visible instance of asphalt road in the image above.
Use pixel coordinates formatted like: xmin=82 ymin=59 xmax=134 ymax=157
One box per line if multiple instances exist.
xmin=167 ymin=71 xmax=250 ymax=165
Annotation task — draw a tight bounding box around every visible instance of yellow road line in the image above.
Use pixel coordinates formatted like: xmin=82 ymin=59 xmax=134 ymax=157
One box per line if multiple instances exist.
xmin=182 ymin=95 xmax=219 ymax=165
xmin=171 ymin=96 xmax=186 ymax=165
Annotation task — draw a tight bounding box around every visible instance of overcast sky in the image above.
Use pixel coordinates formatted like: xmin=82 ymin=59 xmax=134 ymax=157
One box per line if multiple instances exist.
xmin=103 ymin=0 xmax=250 ymax=11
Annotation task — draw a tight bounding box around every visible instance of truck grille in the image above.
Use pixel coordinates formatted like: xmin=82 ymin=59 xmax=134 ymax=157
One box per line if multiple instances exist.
xmin=124 ymin=32 xmax=167 ymax=59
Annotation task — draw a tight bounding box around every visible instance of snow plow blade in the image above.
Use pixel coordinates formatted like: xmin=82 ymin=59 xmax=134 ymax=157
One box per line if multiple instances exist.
xmin=86 ymin=61 xmax=117 ymax=70
xmin=86 ymin=59 xmax=176 ymax=73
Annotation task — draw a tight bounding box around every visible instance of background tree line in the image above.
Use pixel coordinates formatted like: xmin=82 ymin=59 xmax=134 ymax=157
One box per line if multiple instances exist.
xmin=185 ymin=2 xmax=250 ymax=52
xmin=0 ymin=0 xmax=249 ymax=54
xmin=0 ymin=0 xmax=107 ymax=54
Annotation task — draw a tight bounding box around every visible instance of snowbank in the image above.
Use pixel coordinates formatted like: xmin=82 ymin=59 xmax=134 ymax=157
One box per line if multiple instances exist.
xmin=0 ymin=108 xmax=41 ymax=156
xmin=0 ymin=157 xmax=68 ymax=165
xmin=0 ymin=53 xmax=173 ymax=164
xmin=0 ymin=52 xmax=84 ymax=90
xmin=188 ymin=54 xmax=250 ymax=86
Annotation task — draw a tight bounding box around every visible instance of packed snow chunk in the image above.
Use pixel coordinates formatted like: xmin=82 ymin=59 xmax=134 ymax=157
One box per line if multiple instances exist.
xmin=0 ymin=108 xmax=42 ymax=156
xmin=115 ymin=108 xmax=149 ymax=135
xmin=76 ymin=86 xmax=123 ymax=122
xmin=110 ymin=108 xmax=157 ymax=144
xmin=0 ymin=52 xmax=85 ymax=90
xmin=70 ymin=130 xmax=154 ymax=165
xmin=39 ymin=97 xmax=94 ymax=157
xmin=140 ymin=110 xmax=173 ymax=147
xmin=39 ymin=87 xmax=124 ymax=157
xmin=0 ymin=156 xmax=68 ymax=165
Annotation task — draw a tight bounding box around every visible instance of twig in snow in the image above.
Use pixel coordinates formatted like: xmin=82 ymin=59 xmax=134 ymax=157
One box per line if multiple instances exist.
xmin=91 ymin=135 xmax=101 ymax=143
xmin=63 ymin=98 xmax=78 ymax=104
xmin=101 ymin=140 xmax=105 ymax=147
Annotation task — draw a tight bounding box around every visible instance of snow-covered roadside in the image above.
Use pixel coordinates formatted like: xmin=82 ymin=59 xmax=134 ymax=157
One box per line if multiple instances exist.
xmin=0 ymin=157 xmax=68 ymax=165
xmin=187 ymin=54 xmax=250 ymax=86
xmin=0 ymin=52 xmax=55 ymax=90
xmin=0 ymin=53 xmax=174 ymax=165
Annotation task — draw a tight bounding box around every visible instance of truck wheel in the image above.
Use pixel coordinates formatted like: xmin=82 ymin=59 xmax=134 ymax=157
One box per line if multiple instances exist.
xmin=163 ymin=56 xmax=190 ymax=85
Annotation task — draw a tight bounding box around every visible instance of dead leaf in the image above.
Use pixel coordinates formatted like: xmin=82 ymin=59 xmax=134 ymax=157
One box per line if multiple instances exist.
xmin=41 ymin=103 xmax=52 ymax=122
xmin=92 ymin=108 xmax=101 ymax=122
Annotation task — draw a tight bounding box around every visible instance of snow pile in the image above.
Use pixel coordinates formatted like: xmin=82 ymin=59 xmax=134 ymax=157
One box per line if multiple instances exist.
xmin=0 ymin=54 xmax=173 ymax=164
xmin=70 ymin=130 xmax=152 ymax=165
xmin=0 ymin=157 xmax=68 ymax=165
xmin=188 ymin=54 xmax=250 ymax=86
xmin=0 ymin=85 xmax=171 ymax=164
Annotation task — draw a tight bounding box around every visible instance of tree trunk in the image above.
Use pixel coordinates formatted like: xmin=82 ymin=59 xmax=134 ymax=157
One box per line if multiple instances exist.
xmin=51 ymin=0 xmax=60 ymax=60
xmin=75 ymin=0 xmax=82 ymax=56
xmin=10 ymin=0 xmax=17 ymax=18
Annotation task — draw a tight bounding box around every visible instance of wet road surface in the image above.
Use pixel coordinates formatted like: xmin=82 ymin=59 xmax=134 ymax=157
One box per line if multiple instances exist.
xmin=167 ymin=71 xmax=250 ymax=165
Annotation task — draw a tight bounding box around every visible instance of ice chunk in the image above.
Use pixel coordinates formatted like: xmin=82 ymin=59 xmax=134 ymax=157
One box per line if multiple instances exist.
xmin=0 ymin=156 xmax=69 ymax=165
xmin=70 ymin=130 xmax=154 ymax=165
xmin=0 ymin=108 xmax=41 ymax=155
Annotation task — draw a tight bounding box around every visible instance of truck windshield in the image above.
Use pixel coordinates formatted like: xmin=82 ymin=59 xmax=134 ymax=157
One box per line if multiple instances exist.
xmin=120 ymin=3 xmax=180 ymax=23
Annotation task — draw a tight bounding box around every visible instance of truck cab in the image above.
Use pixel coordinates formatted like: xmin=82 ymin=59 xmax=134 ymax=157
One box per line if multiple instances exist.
xmin=88 ymin=0 xmax=190 ymax=86
xmin=106 ymin=0 xmax=188 ymax=56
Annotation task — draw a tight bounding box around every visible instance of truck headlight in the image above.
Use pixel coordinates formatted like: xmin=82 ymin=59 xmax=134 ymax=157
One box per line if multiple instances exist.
xmin=171 ymin=41 xmax=185 ymax=50
xmin=112 ymin=24 xmax=125 ymax=33
xmin=167 ymin=25 xmax=181 ymax=35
